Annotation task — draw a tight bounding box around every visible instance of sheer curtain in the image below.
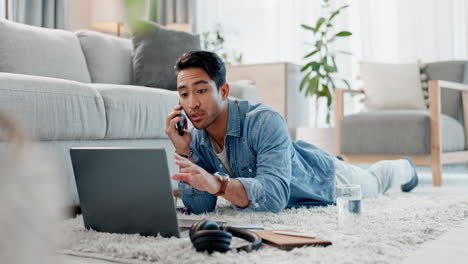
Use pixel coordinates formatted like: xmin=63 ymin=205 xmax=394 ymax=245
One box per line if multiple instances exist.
xmin=0 ymin=0 xmax=5 ymax=19
xmin=194 ymin=0 xmax=468 ymax=126
xmin=355 ymin=0 xmax=468 ymax=62
xmin=9 ymin=0 xmax=69 ymax=29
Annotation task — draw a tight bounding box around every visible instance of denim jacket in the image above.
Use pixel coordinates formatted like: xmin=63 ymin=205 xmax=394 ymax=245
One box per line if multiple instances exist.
xmin=179 ymin=99 xmax=336 ymax=214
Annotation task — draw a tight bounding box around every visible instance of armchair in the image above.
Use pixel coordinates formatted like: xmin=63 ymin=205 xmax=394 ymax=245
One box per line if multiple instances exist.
xmin=335 ymin=61 xmax=468 ymax=186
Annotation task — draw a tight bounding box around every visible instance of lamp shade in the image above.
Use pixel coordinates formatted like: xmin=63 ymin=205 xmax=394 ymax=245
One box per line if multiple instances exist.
xmin=91 ymin=0 xmax=151 ymax=34
xmin=92 ymin=0 xmax=126 ymax=24
xmin=91 ymin=0 xmax=126 ymax=34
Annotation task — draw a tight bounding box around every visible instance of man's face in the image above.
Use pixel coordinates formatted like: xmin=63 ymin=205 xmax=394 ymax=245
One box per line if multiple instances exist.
xmin=176 ymin=67 xmax=227 ymax=129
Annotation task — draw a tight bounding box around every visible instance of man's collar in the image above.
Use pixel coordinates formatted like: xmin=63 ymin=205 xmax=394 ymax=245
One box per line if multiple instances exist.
xmin=200 ymin=99 xmax=241 ymax=146
xmin=226 ymin=99 xmax=241 ymax=137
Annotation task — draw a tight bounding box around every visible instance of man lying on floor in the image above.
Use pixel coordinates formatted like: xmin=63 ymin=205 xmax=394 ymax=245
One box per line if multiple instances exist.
xmin=165 ymin=51 xmax=419 ymax=214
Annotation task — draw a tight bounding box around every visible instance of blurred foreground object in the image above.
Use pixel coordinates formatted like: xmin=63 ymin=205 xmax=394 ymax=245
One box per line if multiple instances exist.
xmin=0 ymin=112 xmax=63 ymax=264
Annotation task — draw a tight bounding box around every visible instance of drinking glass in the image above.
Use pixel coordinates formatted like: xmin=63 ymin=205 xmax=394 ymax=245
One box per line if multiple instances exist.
xmin=336 ymin=184 xmax=362 ymax=234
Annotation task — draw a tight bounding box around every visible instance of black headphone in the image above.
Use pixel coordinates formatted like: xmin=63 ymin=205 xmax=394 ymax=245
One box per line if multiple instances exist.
xmin=189 ymin=220 xmax=262 ymax=253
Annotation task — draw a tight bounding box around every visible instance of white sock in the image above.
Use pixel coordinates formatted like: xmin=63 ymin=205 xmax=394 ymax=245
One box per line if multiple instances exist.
xmin=368 ymin=159 xmax=414 ymax=188
xmin=395 ymin=159 xmax=415 ymax=185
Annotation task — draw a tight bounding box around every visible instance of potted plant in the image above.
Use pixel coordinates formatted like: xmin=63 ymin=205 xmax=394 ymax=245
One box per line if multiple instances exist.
xmin=296 ymin=0 xmax=352 ymax=153
xmin=300 ymin=0 xmax=352 ymax=127
xmin=201 ymin=24 xmax=242 ymax=65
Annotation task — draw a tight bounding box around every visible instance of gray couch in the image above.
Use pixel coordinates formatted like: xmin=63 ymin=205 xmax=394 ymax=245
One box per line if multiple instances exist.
xmin=0 ymin=19 xmax=257 ymax=207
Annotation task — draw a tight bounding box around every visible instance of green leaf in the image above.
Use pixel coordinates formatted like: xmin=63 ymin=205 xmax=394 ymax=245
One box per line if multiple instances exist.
xmin=320 ymin=84 xmax=329 ymax=96
xmin=311 ymin=61 xmax=321 ymax=71
xmin=324 ymin=65 xmax=335 ymax=73
xmin=331 ymin=56 xmax=338 ymax=72
xmin=322 ymin=56 xmax=335 ymax=73
xmin=304 ymin=50 xmax=319 ymax=59
xmin=329 ymin=5 xmax=349 ymax=21
xmin=339 ymin=5 xmax=350 ymax=11
xmin=315 ymin=40 xmax=323 ymax=49
xmin=329 ymin=11 xmax=340 ymax=22
xmin=315 ymin=17 xmax=326 ymax=32
xmin=342 ymin=79 xmax=351 ymax=89
xmin=307 ymin=75 xmax=319 ymax=96
xmin=300 ymin=72 xmax=311 ymax=92
xmin=336 ymin=31 xmax=352 ymax=37
xmin=300 ymin=61 xmax=314 ymax=72
xmin=326 ymin=91 xmax=333 ymax=107
xmin=321 ymin=55 xmax=328 ymax=64
xmin=301 ymin=24 xmax=315 ymax=31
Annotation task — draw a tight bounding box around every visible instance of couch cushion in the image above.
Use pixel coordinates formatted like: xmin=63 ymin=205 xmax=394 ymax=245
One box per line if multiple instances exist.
xmin=360 ymin=62 xmax=426 ymax=110
xmin=91 ymin=84 xmax=179 ymax=139
xmin=340 ymin=110 xmax=466 ymax=155
xmin=0 ymin=19 xmax=91 ymax=83
xmin=0 ymin=73 xmax=106 ymax=141
xmin=76 ymin=30 xmax=133 ymax=85
xmin=131 ymin=20 xmax=200 ymax=90
xmin=424 ymin=61 xmax=466 ymax=125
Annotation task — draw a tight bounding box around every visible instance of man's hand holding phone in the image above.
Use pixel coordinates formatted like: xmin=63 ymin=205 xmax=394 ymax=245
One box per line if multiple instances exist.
xmin=165 ymin=104 xmax=192 ymax=156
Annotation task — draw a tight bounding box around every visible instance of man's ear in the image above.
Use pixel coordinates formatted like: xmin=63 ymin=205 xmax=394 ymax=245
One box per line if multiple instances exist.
xmin=220 ymin=83 xmax=230 ymax=100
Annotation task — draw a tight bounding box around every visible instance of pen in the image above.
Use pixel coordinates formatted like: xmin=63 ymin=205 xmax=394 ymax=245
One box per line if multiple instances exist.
xmin=272 ymin=231 xmax=316 ymax=239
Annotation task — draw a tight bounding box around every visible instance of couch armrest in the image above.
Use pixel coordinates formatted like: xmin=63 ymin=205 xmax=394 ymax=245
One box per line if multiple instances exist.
xmin=428 ymin=80 xmax=468 ymax=149
xmin=428 ymin=80 xmax=468 ymax=186
xmin=429 ymin=80 xmax=468 ymax=139
xmin=428 ymin=80 xmax=468 ymax=130
xmin=334 ymin=88 xmax=365 ymax=154
xmin=431 ymin=80 xmax=468 ymax=92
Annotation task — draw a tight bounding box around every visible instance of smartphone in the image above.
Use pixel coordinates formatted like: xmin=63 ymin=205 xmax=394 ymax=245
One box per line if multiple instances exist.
xmin=176 ymin=106 xmax=186 ymax=136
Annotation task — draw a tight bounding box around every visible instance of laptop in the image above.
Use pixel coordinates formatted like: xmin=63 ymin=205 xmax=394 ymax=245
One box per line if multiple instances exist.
xmin=70 ymin=147 xmax=182 ymax=238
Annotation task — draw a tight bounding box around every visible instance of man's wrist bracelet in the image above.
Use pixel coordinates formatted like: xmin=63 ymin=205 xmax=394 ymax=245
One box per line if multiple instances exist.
xmin=177 ymin=150 xmax=193 ymax=159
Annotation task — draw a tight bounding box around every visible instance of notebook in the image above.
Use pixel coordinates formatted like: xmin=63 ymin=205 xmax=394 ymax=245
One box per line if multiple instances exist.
xmin=254 ymin=229 xmax=332 ymax=251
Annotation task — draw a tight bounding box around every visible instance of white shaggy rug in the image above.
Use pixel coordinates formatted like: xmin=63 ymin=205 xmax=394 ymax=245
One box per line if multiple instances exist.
xmin=59 ymin=193 xmax=468 ymax=264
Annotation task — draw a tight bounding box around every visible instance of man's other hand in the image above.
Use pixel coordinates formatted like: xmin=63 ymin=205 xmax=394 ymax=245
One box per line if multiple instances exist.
xmin=171 ymin=154 xmax=221 ymax=194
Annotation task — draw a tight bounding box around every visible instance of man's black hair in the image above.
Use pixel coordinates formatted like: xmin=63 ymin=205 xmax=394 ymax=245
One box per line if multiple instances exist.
xmin=175 ymin=51 xmax=226 ymax=89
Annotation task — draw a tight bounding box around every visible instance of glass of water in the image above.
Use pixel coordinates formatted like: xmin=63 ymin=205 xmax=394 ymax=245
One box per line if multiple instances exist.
xmin=336 ymin=184 xmax=362 ymax=234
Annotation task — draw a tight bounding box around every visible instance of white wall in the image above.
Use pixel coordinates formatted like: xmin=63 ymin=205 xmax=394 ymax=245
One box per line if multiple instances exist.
xmin=195 ymin=0 xmax=468 ymax=76
xmin=69 ymin=0 xmax=92 ymax=31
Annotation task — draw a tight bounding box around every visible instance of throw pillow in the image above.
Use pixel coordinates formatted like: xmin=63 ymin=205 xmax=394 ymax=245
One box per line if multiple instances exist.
xmin=360 ymin=62 xmax=427 ymax=110
xmin=76 ymin=30 xmax=133 ymax=85
xmin=131 ymin=20 xmax=200 ymax=91
xmin=0 ymin=18 xmax=91 ymax=83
